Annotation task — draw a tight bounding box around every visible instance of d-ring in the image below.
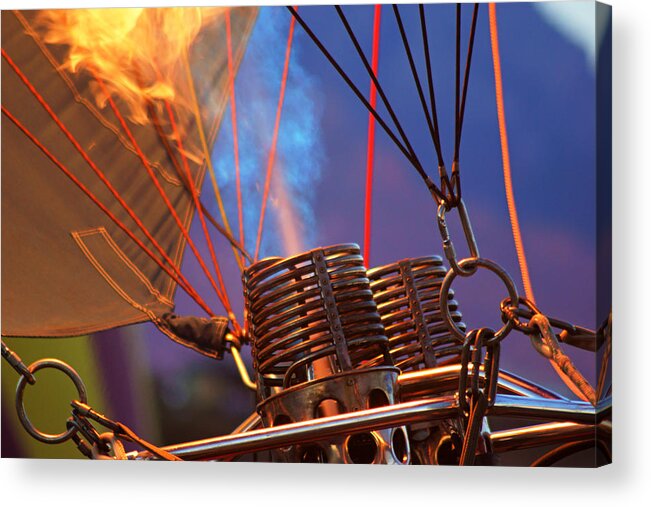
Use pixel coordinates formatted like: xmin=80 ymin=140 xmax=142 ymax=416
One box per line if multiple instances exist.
xmin=440 ymin=257 xmax=519 ymax=344
xmin=15 ymin=359 xmax=88 ymax=444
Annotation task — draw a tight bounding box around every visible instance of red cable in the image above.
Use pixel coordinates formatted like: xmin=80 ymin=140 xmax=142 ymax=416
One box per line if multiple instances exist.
xmin=363 ymin=5 xmax=382 ymax=266
xmin=2 ymin=105 xmax=215 ymax=318
xmin=161 ymin=98 xmax=239 ymax=331
xmin=225 ymin=10 xmax=245 ymax=253
xmin=91 ymin=72 xmax=232 ymax=314
xmin=254 ymin=10 xmax=297 ymax=262
xmin=1 ymin=48 xmax=214 ymax=316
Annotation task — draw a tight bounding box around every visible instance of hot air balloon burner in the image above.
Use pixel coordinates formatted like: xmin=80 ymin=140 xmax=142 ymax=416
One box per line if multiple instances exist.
xmin=257 ymin=367 xmax=409 ymax=464
xmin=367 ymin=256 xmax=466 ymax=371
xmin=243 ymin=243 xmax=396 ymax=399
xmin=367 ymin=256 xmax=470 ymax=464
xmin=243 ymin=243 xmax=408 ymax=463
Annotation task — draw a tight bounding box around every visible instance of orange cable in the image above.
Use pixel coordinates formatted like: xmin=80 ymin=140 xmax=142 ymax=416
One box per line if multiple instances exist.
xmin=1 ymin=105 xmax=215 ymax=318
xmin=488 ymin=3 xmax=536 ymax=304
xmin=254 ymin=11 xmax=297 ymax=262
xmin=162 ymin=97 xmax=240 ymax=332
xmin=1 ymin=48 xmax=215 ymax=316
xmin=91 ymin=73 xmax=231 ymax=310
xmin=225 ymin=10 xmax=245 ymax=253
xmin=182 ymin=50 xmax=244 ymax=271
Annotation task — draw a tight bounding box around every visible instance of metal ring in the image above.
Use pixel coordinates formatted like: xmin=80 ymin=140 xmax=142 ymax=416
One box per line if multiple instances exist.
xmin=439 ymin=257 xmax=518 ymax=344
xmin=15 ymin=359 xmax=88 ymax=444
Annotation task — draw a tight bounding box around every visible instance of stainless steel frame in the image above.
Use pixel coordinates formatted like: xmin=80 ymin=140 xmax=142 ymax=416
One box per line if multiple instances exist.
xmin=128 ymin=392 xmax=609 ymax=461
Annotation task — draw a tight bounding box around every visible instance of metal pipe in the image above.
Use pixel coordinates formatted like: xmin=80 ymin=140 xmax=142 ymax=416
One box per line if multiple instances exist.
xmin=128 ymin=394 xmax=605 ymax=461
xmin=489 ymin=420 xmax=612 ymax=454
xmin=488 ymin=394 xmax=607 ymax=423
xmin=229 ymin=346 xmax=256 ymax=391
xmin=497 ymin=369 xmax=566 ymax=400
xmin=231 ymin=412 xmax=262 ymax=434
xmin=129 ymin=396 xmax=458 ymax=460
xmin=218 ymin=412 xmax=264 ymax=463
xmin=398 ymin=364 xmax=566 ymax=400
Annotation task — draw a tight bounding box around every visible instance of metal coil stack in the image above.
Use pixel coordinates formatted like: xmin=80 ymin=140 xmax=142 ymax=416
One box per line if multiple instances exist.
xmin=242 ymin=244 xmax=407 ymax=464
xmin=367 ymin=256 xmax=466 ymax=371
xmin=243 ymin=243 xmax=392 ymax=399
xmin=366 ymin=256 xmax=468 ymax=465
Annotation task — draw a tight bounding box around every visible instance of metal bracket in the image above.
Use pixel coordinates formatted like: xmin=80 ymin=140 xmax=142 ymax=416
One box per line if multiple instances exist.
xmin=399 ymin=260 xmax=437 ymax=368
xmin=312 ymin=249 xmax=352 ymax=371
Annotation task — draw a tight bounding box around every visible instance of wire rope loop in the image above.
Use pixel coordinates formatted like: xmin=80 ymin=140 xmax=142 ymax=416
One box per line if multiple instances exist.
xmin=499 ymin=296 xmax=540 ymax=336
xmin=15 ymin=359 xmax=88 ymax=444
xmin=440 ymin=257 xmax=518 ymax=344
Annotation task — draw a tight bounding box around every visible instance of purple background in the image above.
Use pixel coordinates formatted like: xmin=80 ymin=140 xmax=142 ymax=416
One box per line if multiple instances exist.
xmin=2 ymin=3 xmax=608 ymax=459
xmin=148 ymin=3 xmax=604 ymax=443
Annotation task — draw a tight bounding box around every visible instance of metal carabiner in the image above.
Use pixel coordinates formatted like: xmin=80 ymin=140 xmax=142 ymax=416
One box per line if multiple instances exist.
xmin=458 ymin=328 xmax=500 ymax=416
xmin=436 ymin=198 xmax=480 ymax=277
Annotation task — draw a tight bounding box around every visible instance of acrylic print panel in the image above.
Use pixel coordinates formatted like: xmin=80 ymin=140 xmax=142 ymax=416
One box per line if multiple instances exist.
xmin=1 ymin=1 xmax=611 ymax=466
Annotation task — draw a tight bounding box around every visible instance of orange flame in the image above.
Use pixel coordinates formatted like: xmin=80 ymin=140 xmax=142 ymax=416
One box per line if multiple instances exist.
xmin=271 ymin=165 xmax=306 ymax=257
xmin=37 ymin=7 xmax=224 ymax=123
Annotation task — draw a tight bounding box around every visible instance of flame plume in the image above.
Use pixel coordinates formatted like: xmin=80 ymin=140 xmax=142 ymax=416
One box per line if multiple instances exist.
xmin=37 ymin=7 xmax=224 ymax=123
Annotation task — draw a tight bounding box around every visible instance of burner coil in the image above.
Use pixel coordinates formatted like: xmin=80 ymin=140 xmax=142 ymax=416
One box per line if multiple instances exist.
xmin=243 ymin=244 xmax=392 ymax=397
xmin=367 ymin=256 xmax=466 ymax=371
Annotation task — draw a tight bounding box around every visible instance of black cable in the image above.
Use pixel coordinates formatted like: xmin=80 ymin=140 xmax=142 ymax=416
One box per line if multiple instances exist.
xmin=392 ymin=5 xmax=444 ymax=171
xmin=288 ymin=6 xmax=411 ymax=165
xmin=418 ymin=4 xmax=445 ymax=168
xmin=454 ymin=3 xmax=479 ymax=166
xmin=418 ymin=3 xmax=452 ymax=199
xmin=334 ymin=6 xmax=422 ymax=171
xmin=288 ymin=6 xmax=445 ymax=203
xmin=454 ymin=3 xmax=461 ymax=164
xmin=146 ymin=100 xmax=253 ymax=262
